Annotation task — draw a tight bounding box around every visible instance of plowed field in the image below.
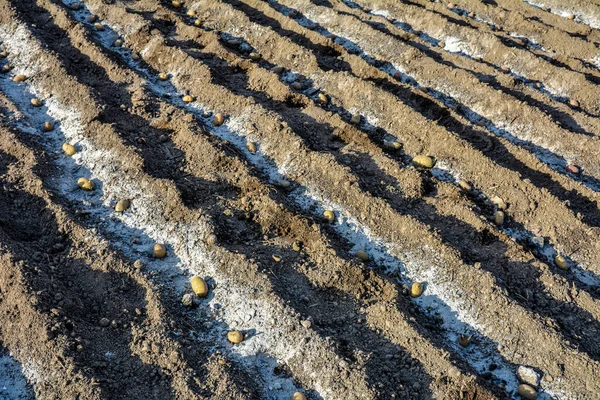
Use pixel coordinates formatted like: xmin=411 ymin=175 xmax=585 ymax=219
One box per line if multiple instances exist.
xmin=1 ymin=0 xmax=600 ymax=399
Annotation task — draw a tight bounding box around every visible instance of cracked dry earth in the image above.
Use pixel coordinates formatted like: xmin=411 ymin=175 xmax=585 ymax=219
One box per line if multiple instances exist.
xmin=1 ymin=0 xmax=600 ymax=399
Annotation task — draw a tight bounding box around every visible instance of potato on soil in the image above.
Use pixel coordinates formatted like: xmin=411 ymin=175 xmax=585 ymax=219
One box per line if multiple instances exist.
xmin=569 ymin=99 xmax=579 ymax=108
xmin=172 ymin=0 xmax=183 ymax=7
xmin=1 ymin=65 xmax=12 ymax=73
xmin=154 ymin=243 xmax=167 ymax=259
xmin=292 ymin=393 xmax=307 ymax=400
xmin=30 ymin=98 xmax=42 ymax=107
xmin=458 ymin=180 xmax=472 ymax=191
xmin=566 ymin=164 xmax=580 ymax=175
xmin=458 ymin=334 xmax=471 ymax=347
xmin=292 ymin=82 xmax=302 ymax=90
xmin=272 ymin=255 xmax=282 ymax=262
xmin=187 ymin=9 xmax=196 ymax=17
xmin=323 ymin=210 xmax=335 ymax=223
xmin=555 ymin=255 xmax=569 ymax=270
xmin=249 ymin=52 xmax=261 ymax=61
xmin=182 ymin=95 xmax=194 ymax=103
xmin=412 ymin=155 xmax=435 ymax=169
xmin=94 ymin=22 xmax=104 ymax=31
xmin=411 ymin=282 xmax=424 ymax=298
xmin=0 ymin=50 xmax=7 ymax=58
xmin=384 ymin=141 xmax=402 ymax=151
xmin=194 ymin=19 xmax=202 ymax=27
xmin=63 ymin=143 xmax=77 ymax=156
xmin=213 ymin=113 xmax=225 ymax=126
xmin=246 ymin=142 xmax=257 ymax=153
xmin=517 ymin=384 xmax=537 ymax=400
xmin=227 ymin=330 xmax=244 ymax=344
xmin=494 ymin=211 xmax=504 ymax=226
xmin=115 ymin=199 xmax=130 ymax=212
xmin=158 ymin=72 xmax=169 ymax=81
xmin=350 ymin=114 xmax=360 ymax=124
xmin=271 ymin=66 xmax=283 ymax=73
xmin=355 ymin=250 xmax=369 ymax=262
xmin=318 ymin=93 xmax=328 ymax=105
xmin=13 ymin=74 xmax=27 ymax=82
xmin=87 ymin=15 xmax=97 ymax=23
xmin=77 ymin=177 xmax=94 ymax=191
xmin=43 ymin=121 xmax=54 ymax=132
xmin=191 ymin=276 xmax=209 ymax=297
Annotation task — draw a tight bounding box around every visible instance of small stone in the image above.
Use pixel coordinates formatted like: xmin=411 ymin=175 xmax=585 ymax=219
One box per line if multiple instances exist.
xmin=99 ymin=318 xmax=110 ymax=327
xmin=494 ymin=210 xmax=504 ymax=226
xmin=249 ymin=52 xmax=261 ymax=61
xmin=350 ymin=114 xmax=360 ymax=124
xmin=292 ymin=82 xmax=302 ymax=90
xmin=301 ymin=320 xmax=311 ymax=329
xmin=94 ymin=22 xmax=104 ymax=31
xmin=458 ymin=334 xmax=471 ymax=347
xmin=569 ymin=99 xmax=580 ymax=108
xmin=500 ymin=65 xmax=511 ymax=73
xmin=271 ymin=66 xmax=284 ymax=73
xmin=87 ymin=15 xmax=98 ymax=23
xmin=491 ymin=195 xmax=507 ymax=210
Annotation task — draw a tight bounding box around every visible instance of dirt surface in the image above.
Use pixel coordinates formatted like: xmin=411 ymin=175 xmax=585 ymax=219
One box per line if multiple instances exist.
xmin=0 ymin=0 xmax=599 ymax=399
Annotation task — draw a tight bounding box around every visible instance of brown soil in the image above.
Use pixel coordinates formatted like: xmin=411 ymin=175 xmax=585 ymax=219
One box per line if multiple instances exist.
xmin=0 ymin=0 xmax=599 ymax=399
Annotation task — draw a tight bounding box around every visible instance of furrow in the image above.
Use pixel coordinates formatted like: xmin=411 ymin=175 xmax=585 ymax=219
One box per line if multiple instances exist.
xmin=57 ymin=0 xmax=600 ymax=397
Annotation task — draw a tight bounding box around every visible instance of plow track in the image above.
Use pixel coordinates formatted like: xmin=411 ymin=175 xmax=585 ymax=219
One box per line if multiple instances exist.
xmin=0 ymin=0 xmax=599 ymax=399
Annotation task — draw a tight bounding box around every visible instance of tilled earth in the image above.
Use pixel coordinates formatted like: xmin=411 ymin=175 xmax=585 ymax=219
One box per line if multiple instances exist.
xmin=1 ymin=0 xmax=600 ymax=399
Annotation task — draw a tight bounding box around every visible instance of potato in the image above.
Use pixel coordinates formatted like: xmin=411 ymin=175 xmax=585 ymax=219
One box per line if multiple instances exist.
xmin=291 ymin=393 xmax=307 ymax=400
xmin=191 ymin=276 xmax=209 ymax=297
xmin=517 ymin=384 xmax=537 ymax=400
xmin=158 ymin=72 xmax=169 ymax=81
xmin=153 ymin=243 xmax=167 ymax=259
xmin=94 ymin=22 xmax=104 ymax=31
xmin=62 ymin=143 xmax=77 ymax=156
xmin=115 ymin=199 xmax=130 ymax=212
xmin=43 ymin=121 xmax=54 ymax=132
xmin=172 ymin=1 xmax=183 ymax=8
xmin=182 ymin=95 xmax=194 ymax=103
xmin=292 ymin=82 xmax=302 ymax=90
xmin=213 ymin=113 xmax=225 ymax=126
xmin=411 ymin=282 xmax=424 ymax=298
xmin=227 ymin=330 xmax=244 ymax=344
xmin=555 ymin=255 xmax=569 ymax=270
xmin=271 ymin=66 xmax=284 ymax=73
xmin=13 ymin=74 xmax=27 ymax=82
xmin=1 ymin=65 xmax=12 ymax=73
xmin=350 ymin=114 xmax=360 ymax=124
xmin=412 ymin=155 xmax=435 ymax=169
xmin=458 ymin=180 xmax=472 ymax=191
xmin=323 ymin=210 xmax=335 ymax=223
xmin=0 ymin=50 xmax=8 ymax=58
xmin=318 ymin=93 xmax=328 ymax=105
xmin=355 ymin=250 xmax=369 ymax=262
xmin=87 ymin=15 xmax=97 ymax=23
xmin=187 ymin=9 xmax=196 ymax=17
xmin=272 ymin=255 xmax=282 ymax=262
xmin=194 ymin=19 xmax=202 ymax=27
xmin=246 ymin=142 xmax=257 ymax=153
xmin=384 ymin=141 xmax=402 ymax=151
xmin=30 ymin=98 xmax=42 ymax=107
xmin=458 ymin=334 xmax=471 ymax=347
xmin=569 ymin=99 xmax=580 ymax=108
xmin=77 ymin=177 xmax=94 ymax=191
xmin=249 ymin=52 xmax=261 ymax=61
xmin=494 ymin=210 xmax=504 ymax=226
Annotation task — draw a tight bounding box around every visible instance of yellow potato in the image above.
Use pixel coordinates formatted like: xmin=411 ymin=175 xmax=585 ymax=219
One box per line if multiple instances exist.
xmin=62 ymin=143 xmax=77 ymax=156
xmin=412 ymin=155 xmax=435 ymax=169
xmin=494 ymin=211 xmax=504 ymax=226
xmin=517 ymin=384 xmax=537 ymax=400
xmin=43 ymin=121 xmax=54 ymax=132
xmin=411 ymin=282 xmax=424 ymax=298
xmin=318 ymin=93 xmax=328 ymax=105
xmin=172 ymin=1 xmax=183 ymax=8
xmin=323 ymin=210 xmax=335 ymax=223
xmin=246 ymin=142 xmax=257 ymax=153
xmin=213 ymin=113 xmax=225 ymax=126
xmin=158 ymin=72 xmax=169 ymax=81
xmin=227 ymin=330 xmax=244 ymax=344
xmin=555 ymin=255 xmax=569 ymax=270
xmin=94 ymin=22 xmax=104 ymax=31
xmin=355 ymin=250 xmax=369 ymax=262
xmin=291 ymin=393 xmax=307 ymax=400
xmin=30 ymin=98 xmax=42 ymax=107
xmin=182 ymin=95 xmax=194 ymax=103
xmin=77 ymin=177 xmax=94 ymax=191
xmin=153 ymin=243 xmax=167 ymax=259
xmin=384 ymin=141 xmax=402 ymax=151
xmin=187 ymin=9 xmax=196 ymax=17
xmin=272 ymin=255 xmax=282 ymax=262
xmin=191 ymin=276 xmax=209 ymax=297
xmin=115 ymin=199 xmax=130 ymax=212
xmin=13 ymin=74 xmax=27 ymax=82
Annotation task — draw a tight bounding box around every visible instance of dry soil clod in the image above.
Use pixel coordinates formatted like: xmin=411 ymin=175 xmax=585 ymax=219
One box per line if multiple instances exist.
xmin=555 ymin=255 xmax=569 ymax=270
xmin=227 ymin=331 xmax=244 ymax=344
xmin=213 ymin=113 xmax=225 ymax=126
xmin=1 ymin=65 xmax=12 ymax=73
xmin=43 ymin=121 xmax=54 ymax=132
xmin=0 ymin=50 xmax=7 ymax=58
xmin=277 ymin=179 xmax=291 ymax=188
xmin=62 ymin=143 xmax=77 ymax=156
xmin=323 ymin=210 xmax=335 ymax=223
xmin=77 ymin=177 xmax=94 ymax=191
xmin=191 ymin=276 xmax=209 ymax=297
xmin=153 ymin=243 xmax=167 ymax=259
xmin=412 ymin=155 xmax=435 ymax=169
xmin=181 ymin=293 xmax=194 ymax=307
xmin=13 ymin=74 xmax=26 ymax=82
xmin=411 ymin=282 xmax=424 ymax=298
xmin=292 ymin=82 xmax=302 ymax=90
xmin=115 ymin=199 xmax=130 ymax=212
xmin=350 ymin=114 xmax=361 ymax=124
